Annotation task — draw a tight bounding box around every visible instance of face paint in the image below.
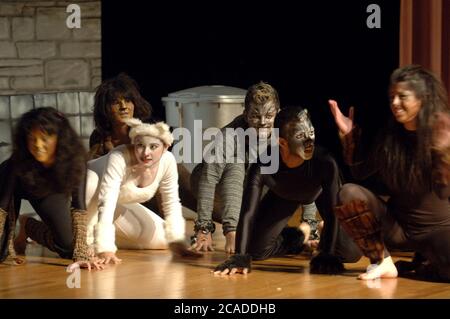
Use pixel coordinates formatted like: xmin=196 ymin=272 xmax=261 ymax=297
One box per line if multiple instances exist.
xmin=134 ymin=135 xmax=165 ymax=167
xmin=27 ymin=127 xmax=58 ymax=167
xmin=245 ymin=101 xmax=277 ymax=138
xmin=111 ymin=97 xmax=135 ymax=124
xmin=389 ymin=82 xmax=422 ymax=131
xmin=286 ymin=109 xmax=315 ymax=160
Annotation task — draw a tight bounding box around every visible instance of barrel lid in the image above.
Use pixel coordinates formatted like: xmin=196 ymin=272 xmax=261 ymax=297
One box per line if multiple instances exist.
xmin=162 ymin=85 xmax=246 ymax=102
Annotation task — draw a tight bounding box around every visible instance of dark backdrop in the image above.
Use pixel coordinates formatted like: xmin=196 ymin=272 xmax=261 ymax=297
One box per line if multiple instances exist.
xmin=102 ymin=0 xmax=400 ymax=172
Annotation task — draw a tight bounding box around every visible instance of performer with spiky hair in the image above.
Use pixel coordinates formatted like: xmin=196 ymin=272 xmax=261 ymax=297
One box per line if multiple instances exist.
xmin=214 ymin=107 xmax=356 ymax=275
xmin=191 ymin=82 xmax=320 ymax=254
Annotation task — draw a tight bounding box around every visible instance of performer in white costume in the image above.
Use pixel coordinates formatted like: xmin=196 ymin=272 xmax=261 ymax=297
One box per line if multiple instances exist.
xmin=86 ymin=118 xmax=196 ymax=264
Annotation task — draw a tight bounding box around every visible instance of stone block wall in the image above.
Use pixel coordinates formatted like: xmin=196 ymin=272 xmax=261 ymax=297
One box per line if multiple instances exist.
xmin=0 ymin=0 xmax=101 ymax=168
xmin=0 ymin=0 xmax=101 ymax=94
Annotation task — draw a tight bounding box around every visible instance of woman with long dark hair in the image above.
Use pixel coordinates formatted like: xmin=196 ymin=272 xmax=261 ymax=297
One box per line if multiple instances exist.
xmin=329 ymin=65 xmax=450 ymax=281
xmin=88 ymin=73 xmax=197 ymax=222
xmin=0 ymin=107 xmax=102 ymax=270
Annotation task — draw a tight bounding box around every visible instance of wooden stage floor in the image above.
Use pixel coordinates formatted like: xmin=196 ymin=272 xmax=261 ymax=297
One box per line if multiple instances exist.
xmin=1 ymin=220 xmax=450 ymax=299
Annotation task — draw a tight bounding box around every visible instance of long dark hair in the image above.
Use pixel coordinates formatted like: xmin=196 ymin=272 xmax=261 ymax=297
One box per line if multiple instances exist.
xmin=93 ymin=73 xmax=152 ymax=137
xmin=376 ymin=65 xmax=449 ymax=195
xmin=12 ymin=107 xmax=87 ymax=197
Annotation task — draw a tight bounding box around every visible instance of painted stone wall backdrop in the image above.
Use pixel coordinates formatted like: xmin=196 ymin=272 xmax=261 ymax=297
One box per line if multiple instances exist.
xmin=0 ymin=0 xmax=101 ymax=163
xmin=0 ymin=0 xmax=101 ymax=94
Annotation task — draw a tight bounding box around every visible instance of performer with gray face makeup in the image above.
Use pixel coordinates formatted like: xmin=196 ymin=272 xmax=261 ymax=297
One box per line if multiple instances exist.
xmin=285 ymin=110 xmax=316 ymax=160
xmin=190 ymin=83 xmax=320 ymax=254
xmin=280 ymin=111 xmax=322 ymax=244
xmin=214 ymin=106 xmax=359 ymax=275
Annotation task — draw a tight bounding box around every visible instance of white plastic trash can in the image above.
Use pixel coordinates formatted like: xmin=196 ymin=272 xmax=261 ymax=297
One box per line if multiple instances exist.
xmin=162 ymin=85 xmax=246 ymax=170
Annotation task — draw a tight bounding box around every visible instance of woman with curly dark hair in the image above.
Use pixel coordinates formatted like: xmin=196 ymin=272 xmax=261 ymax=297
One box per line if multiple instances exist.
xmin=0 ymin=107 xmax=103 ymax=270
xmin=329 ymin=65 xmax=450 ymax=282
xmin=88 ymin=73 xmax=152 ymax=160
xmin=89 ymin=73 xmax=197 ymax=218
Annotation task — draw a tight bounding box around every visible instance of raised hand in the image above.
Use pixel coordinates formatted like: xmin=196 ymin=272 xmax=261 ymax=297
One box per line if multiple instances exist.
xmin=328 ymin=99 xmax=354 ymax=135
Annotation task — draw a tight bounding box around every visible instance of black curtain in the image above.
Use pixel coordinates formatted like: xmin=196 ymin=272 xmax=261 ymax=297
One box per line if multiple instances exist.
xmin=102 ymin=0 xmax=400 ymax=174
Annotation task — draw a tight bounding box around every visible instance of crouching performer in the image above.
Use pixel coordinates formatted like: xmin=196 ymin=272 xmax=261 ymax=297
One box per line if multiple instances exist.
xmin=1 ymin=107 xmax=102 ymax=270
xmin=86 ymin=118 xmax=200 ymax=264
xmin=329 ymin=65 xmax=450 ymax=281
xmin=214 ymin=106 xmax=360 ymax=275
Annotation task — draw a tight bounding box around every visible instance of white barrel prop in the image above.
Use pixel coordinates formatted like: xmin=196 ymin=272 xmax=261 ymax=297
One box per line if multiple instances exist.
xmin=162 ymin=85 xmax=246 ymax=170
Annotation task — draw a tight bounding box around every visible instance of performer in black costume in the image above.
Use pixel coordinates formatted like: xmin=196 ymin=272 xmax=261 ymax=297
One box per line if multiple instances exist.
xmin=0 ymin=107 xmax=103 ymax=270
xmin=329 ymin=65 xmax=450 ymax=281
xmin=214 ymin=106 xmax=360 ymax=275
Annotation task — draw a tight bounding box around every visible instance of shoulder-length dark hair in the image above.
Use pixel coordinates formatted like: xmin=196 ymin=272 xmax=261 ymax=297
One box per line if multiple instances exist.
xmin=12 ymin=107 xmax=87 ymax=197
xmin=376 ymin=65 xmax=449 ymax=195
xmin=93 ymin=73 xmax=152 ymax=137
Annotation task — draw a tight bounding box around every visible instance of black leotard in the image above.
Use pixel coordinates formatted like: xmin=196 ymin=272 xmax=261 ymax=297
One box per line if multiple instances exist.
xmin=235 ymin=146 xmax=355 ymax=261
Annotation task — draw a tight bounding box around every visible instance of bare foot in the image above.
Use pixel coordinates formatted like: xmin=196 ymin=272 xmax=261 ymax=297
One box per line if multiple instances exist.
xmin=224 ymin=231 xmax=236 ymax=254
xmin=358 ymin=256 xmax=398 ymax=280
xmin=14 ymin=215 xmax=30 ymax=255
